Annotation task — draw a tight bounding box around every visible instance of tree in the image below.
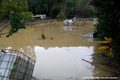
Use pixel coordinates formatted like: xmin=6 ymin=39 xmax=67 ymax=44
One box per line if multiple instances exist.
xmin=0 ymin=0 xmax=33 ymax=37
xmin=91 ymin=0 xmax=120 ymax=38
xmin=27 ymin=0 xmax=93 ymax=18
xmin=57 ymin=0 xmax=66 ymax=19
xmin=27 ymin=0 xmax=60 ymax=18
xmin=65 ymin=0 xmax=78 ymax=18
xmin=76 ymin=0 xmax=93 ymax=18
xmin=91 ymin=0 xmax=120 ymax=75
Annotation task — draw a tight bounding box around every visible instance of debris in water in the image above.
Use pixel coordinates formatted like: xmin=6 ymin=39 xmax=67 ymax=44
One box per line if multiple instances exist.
xmin=41 ymin=33 xmax=46 ymax=39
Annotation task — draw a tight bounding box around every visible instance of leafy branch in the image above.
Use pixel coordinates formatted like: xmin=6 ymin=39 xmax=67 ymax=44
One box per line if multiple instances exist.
xmin=0 ymin=0 xmax=33 ymax=37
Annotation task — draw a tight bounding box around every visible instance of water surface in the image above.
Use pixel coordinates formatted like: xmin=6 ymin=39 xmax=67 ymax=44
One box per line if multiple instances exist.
xmin=0 ymin=21 xmax=111 ymax=80
xmin=33 ymin=46 xmax=94 ymax=80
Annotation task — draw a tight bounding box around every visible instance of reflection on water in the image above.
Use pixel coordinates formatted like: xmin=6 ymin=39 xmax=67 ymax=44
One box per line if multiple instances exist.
xmin=63 ymin=26 xmax=76 ymax=31
xmin=33 ymin=46 xmax=94 ymax=80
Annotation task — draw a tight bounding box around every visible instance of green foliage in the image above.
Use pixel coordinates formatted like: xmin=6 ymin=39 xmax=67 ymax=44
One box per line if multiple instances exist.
xmin=76 ymin=0 xmax=93 ymax=17
xmin=20 ymin=12 xmax=33 ymax=20
xmin=0 ymin=0 xmax=33 ymax=37
xmin=57 ymin=11 xmax=66 ymax=19
xmin=91 ymin=0 xmax=120 ymax=74
xmin=65 ymin=0 xmax=78 ymax=17
xmin=27 ymin=0 xmax=93 ymax=18
xmin=27 ymin=0 xmax=60 ymax=18
xmin=0 ymin=0 xmax=28 ymax=19
xmin=7 ymin=12 xmax=33 ymax=37
xmin=91 ymin=0 xmax=120 ymax=39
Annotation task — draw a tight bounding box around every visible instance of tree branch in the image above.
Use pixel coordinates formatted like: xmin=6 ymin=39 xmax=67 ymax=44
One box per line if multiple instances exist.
xmin=0 ymin=25 xmax=9 ymax=36
xmin=0 ymin=25 xmax=9 ymax=33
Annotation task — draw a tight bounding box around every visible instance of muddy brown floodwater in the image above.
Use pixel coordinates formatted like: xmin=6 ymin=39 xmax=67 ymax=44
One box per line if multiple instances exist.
xmin=0 ymin=21 xmax=112 ymax=80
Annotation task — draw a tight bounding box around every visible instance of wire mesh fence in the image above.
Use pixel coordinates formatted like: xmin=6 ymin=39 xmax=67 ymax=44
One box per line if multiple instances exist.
xmin=0 ymin=49 xmax=35 ymax=80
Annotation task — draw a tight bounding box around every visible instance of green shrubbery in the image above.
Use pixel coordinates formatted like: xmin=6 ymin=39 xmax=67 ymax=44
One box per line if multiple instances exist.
xmin=91 ymin=0 xmax=120 ymax=76
xmin=0 ymin=0 xmax=33 ymax=37
xmin=7 ymin=12 xmax=33 ymax=37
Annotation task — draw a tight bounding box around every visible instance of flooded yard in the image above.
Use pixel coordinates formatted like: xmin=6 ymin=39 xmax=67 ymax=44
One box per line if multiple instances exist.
xmin=0 ymin=20 xmax=111 ymax=80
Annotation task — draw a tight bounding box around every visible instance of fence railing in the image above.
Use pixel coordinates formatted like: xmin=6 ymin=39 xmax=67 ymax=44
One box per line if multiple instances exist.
xmin=0 ymin=49 xmax=35 ymax=80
